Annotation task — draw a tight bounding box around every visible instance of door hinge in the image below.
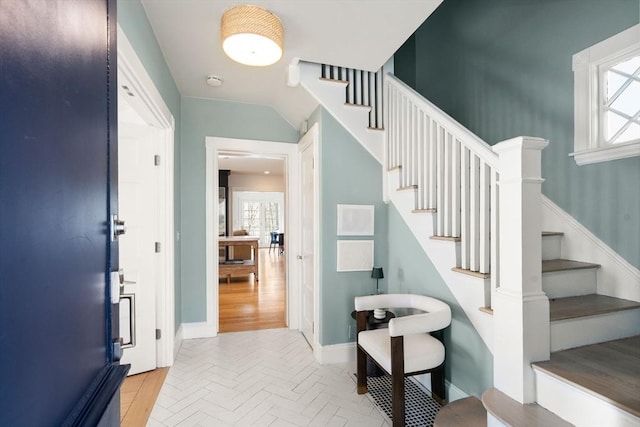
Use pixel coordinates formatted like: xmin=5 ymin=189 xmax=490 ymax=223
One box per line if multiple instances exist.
xmin=154 ymin=155 xmax=161 ymax=166
xmin=156 ymin=329 xmax=162 ymax=340
xmin=155 ymin=242 xmax=161 ymax=253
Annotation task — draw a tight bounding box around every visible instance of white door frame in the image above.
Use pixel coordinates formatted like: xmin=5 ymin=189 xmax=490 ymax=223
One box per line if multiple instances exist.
xmin=205 ymin=137 xmax=301 ymax=336
xmin=118 ymin=26 xmax=175 ymax=367
xmin=298 ymin=124 xmax=321 ymax=358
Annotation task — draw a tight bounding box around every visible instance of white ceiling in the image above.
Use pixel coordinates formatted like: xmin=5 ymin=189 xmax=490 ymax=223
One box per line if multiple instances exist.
xmin=219 ymin=154 xmax=285 ymax=176
xmin=140 ymin=0 xmax=442 ymax=130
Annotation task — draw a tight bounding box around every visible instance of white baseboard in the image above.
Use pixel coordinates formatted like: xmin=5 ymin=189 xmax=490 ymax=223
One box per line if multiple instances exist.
xmin=173 ymin=324 xmax=184 ymax=360
xmin=317 ymin=342 xmax=356 ymax=365
xmin=542 ymin=196 xmax=640 ymax=302
xmin=181 ymin=322 xmax=217 ymax=339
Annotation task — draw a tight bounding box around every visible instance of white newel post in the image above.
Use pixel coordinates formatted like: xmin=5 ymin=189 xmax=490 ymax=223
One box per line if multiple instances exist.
xmin=492 ymin=136 xmax=550 ymax=404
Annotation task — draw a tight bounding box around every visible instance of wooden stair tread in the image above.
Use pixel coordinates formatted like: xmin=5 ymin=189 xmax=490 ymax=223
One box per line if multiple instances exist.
xmin=412 ymin=208 xmax=436 ymax=213
xmin=452 ymin=267 xmax=490 ymax=279
xmin=479 ymin=307 xmax=494 ymax=315
xmin=318 ymin=77 xmax=348 ymax=85
xmin=344 ymin=102 xmax=371 ymax=110
xmin=387 ymin=165 xmax=402 ymax=171
xmin=434 ymin=396 xmax=486 ymax=427
xmin=542 ymin=231 xmax=564 ymax=237
xmin=482 ymin=388 xmax=572 ymax=427
xmin=550 ymin=294 xmax=640 ymax=321
xmin=367 ymin=127 xmax=384 ymax=131
xmin=533 ymin=335 xmax=640 ymax=418
xmin=397 ymin=185 xmax=418 ymax=191
xmin=431 ymin=235 xmax=461 ymax=242
xmin=542 ymin=259 xmax=600 ymax=273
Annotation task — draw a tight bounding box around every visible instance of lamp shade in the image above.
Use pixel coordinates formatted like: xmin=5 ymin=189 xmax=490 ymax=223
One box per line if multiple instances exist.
xmin=371 ymin=267 xmax=384 ymax=279
xmin=221 ymin=5 xmax=283 ymax=67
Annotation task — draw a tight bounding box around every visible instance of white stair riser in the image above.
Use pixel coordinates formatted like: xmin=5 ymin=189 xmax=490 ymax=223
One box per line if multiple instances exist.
xmin=550 ymin=309 xmax=640 ymax=351
xmin=534 ymin=368 xmax=640 ymax=427
xmin=541 ymin=235 xmax=562 ymax=261
xmin=542 ymin=269 xmax=598 ymax=298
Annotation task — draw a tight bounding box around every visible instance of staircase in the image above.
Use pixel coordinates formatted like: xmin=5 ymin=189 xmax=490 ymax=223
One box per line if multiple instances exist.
xmin=297 ymin=61 xmax=640 ymax=425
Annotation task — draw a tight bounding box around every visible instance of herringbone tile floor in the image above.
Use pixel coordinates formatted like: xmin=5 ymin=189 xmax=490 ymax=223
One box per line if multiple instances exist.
xmin=148 ymin=328 xmax=390 ymax=426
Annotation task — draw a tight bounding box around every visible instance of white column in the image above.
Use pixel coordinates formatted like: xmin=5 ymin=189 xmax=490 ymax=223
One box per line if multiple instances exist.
xmin=492 ymin=136 xmax=549 ymax=404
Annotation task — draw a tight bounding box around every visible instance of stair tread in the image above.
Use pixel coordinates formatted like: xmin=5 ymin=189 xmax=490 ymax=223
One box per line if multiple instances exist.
xmin=533 ymin=335 xmax=640 ymax=418
xmin=482 ymin=388 xmax=572 ymax=427
xmin=431 ymin=235 xmax=461 ymax=242
xmin=452 ymin=267 xmax=490 ymax=279
xmin=542 ymin=231 xmax=565 ymax=237
xmin=318 ymin=77 xmax=348 ymax=85
xmin=397 ymin=185 xmax=418 ymax=191
xmin=412 ymin=208 xmax=436 ymax=213
xmin=542 ymin=259 xmax=601 ymax=273
xmin=550 ymin=294 xmax=640 ymax=321
xmin=434 ymin=396 xmax=486 ymax=427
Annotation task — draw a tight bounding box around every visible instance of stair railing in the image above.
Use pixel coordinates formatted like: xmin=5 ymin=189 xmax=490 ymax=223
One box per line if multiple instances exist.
xmin=385 ymin=74 xmax=499 ymax=302
xmin=321 ymin=64 xmax=384 ymax=130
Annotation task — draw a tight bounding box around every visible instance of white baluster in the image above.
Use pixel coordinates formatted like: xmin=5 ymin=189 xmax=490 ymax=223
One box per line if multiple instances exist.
xmin=355 ymin=70 xmax=362 ymax=105
xmin=368 ymin=72 xmax=375 ymax=128
xmin=422 ymin=113 xmax=430 ymax=210
xmin=443 ymin=132 xmax=452 ymax=236
xmin=348 ymin=69 xmax=354 ymax=104
xmin=331 ymin=65 xmax=338 ymax=80
xmin=461 ymin=146 xmax=470 ymax=269
xmin=436 ymin=125 xmax=445 ymax=236
xmin=479 ymin=161 xmax=490 ymax=274
xmin=452 ymin=138 xmax=461 ymax=237
xmin=363 ymin=71 xmax=369 ymax=109
xmin=470 ymin=154 xmax=480 ymax=272
xmin=417 ymin=111 xmax=425 ymax=209
xmin=428 ymin=120 xmax=437 ymax=209
xmin=322 ymin=64 xmax=328 ymax=79
xmin=376 ymin=70 xmax=383 ymax=129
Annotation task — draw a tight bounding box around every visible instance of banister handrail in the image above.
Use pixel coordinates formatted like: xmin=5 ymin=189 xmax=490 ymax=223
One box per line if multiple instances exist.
xmin=385 ymin=73 xmax=499 ymax=170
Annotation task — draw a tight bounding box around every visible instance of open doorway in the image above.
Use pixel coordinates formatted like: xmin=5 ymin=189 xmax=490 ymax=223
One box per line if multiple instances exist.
xmin=217 ymin=154 xmax=287 ymax=332
xmin=205 ymin=137 xmax=301 ymax=338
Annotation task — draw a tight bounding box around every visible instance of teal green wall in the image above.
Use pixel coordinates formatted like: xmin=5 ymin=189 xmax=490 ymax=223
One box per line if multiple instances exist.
xmin=118 ymin=0 xmax=183 ymax=329
xmin=387 ymin=205 xmax=493 ymax=397
xmin=180 ymin=97 xmax=298 ymax=322
xmin=311 ymin=107 xmax=389 ymax=346
xmin=396 ymin=0 xmax=640 ymax=268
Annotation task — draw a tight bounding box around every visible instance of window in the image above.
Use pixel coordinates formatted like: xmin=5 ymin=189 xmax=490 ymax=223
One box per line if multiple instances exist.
xmin=571 ymin=24 xmax=640 ymax=165
xmin=233 ymin=191 xmax=284 ymax=247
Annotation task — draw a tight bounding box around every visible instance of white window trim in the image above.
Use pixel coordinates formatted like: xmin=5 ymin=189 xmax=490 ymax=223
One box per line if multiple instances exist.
xmin=571 ymin=23 xmax=640 ymax=165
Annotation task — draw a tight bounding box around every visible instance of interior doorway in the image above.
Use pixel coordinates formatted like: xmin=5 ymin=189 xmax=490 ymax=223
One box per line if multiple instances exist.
xmin=205 ymin=137 xmax=301 ymax=337
xmin=217 ymin=154 xmax=287 ymax=333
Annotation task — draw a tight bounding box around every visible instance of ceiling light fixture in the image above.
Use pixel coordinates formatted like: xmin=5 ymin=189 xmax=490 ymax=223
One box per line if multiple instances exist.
xmin=221 ymin=5 xmax=283 ymax=67
xmin=264 ymin=171 xmax=271 ymax=174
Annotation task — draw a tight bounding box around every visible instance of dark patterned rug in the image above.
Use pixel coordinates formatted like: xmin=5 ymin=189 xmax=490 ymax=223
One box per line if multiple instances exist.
xmin=363 ymin=374 xmax=442 ymax=426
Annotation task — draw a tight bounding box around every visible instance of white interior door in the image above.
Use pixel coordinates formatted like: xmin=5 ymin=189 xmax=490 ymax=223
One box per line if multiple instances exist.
xmin=118 ymin=121 xmax=159 ymax=375
xmin=300 ymin=140 xmax=315 ymax=346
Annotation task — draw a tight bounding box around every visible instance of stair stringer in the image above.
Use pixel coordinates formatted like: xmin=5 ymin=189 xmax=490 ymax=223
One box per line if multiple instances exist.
xmin=299 ymin=61 xmax=384 ymax=164
xmin=388 ymin=169 xmax=494 ymax=353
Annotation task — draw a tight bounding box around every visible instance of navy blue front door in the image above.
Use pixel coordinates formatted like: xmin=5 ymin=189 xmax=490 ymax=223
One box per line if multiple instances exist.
xmin=0 ymin=1 xmax=124 ymax=425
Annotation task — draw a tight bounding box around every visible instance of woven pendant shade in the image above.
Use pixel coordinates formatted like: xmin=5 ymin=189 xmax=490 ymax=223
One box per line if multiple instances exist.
xmin=221 ymin=5 xmax=283 ymax=67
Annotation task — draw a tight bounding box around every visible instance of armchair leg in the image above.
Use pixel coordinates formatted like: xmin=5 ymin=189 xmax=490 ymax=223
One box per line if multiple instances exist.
xmin=391 ymin=336 xmax=405 ymax=427
xmin=431 ymin=364 xmax=445 ymax=405
xmin=356 ymin=345 xmax=367 ymax=394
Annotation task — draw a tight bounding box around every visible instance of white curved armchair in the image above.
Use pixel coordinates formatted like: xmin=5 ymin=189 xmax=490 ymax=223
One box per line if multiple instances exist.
xmin=355 ymin=294 xmax=451 ymax=427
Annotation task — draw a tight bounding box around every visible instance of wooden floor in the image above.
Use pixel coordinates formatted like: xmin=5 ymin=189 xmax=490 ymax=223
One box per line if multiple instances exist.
xmin=219 ymin=248 xmax=286 ymax=333
xmin=120 ymin=368 xmax=169 ymax=427
xmin=533 ymin=335 xmax=640 ymax=417
xmin=120 ymin=249 xmax=285 ymax=424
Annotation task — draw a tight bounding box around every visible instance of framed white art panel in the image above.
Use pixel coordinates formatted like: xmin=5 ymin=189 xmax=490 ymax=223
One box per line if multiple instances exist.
xmin=337 ymin=204 xmax=374 ymax=236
